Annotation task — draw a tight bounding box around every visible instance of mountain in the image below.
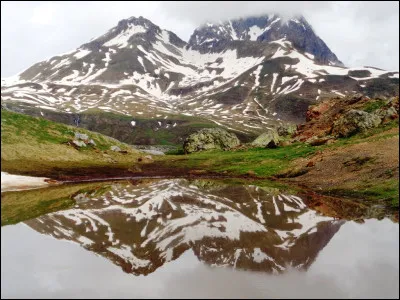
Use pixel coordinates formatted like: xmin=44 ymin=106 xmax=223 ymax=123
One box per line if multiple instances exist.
xmin=25 ymin=179 xmax=344 ymax=275
xmin=1 ymin=14 xmax=398 ymax=143
xmin=188 ymin=14 xmax=343 ymax=67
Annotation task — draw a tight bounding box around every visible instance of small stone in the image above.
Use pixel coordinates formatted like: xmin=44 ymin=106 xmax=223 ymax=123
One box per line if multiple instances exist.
xmin=110 ymin=145 xmax=121 ymax=152
xmin=308 ymin=137 xmax=331 ymax=146
xmin=72 ymin=140 xmax=86 ymax=147
xmin=306 ymin=161 xmax=315 ymax=167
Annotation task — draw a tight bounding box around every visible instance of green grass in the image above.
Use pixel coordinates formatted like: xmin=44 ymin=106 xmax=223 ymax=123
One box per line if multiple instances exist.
xmin=1 ymin=110 xmax=141 ymax=175
xmin=163 ymin=142 xmax=316 ymax=178
xmin=1 ymin=110 xmax=132 ymax=150
xmin=325 ymin=179 xmax=399 ymax=208
xmin=362 ymin=99 xmax=387 ymax=113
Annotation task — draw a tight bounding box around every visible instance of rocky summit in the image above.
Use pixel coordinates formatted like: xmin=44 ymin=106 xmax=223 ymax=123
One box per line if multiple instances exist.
xmin=1 ymin=14 xmax=399 ymax=144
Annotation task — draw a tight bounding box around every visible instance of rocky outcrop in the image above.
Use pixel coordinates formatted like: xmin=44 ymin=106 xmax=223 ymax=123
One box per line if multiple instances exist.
xmin=183 ymin=128 xmax=240 ymax=153
xmin=294 ymin=95 xmax=399 ymax=143
xmin=251 ymin=129 xmax=280 ymax=148
xmin=332 ymin=110 xmax=382 ymax=137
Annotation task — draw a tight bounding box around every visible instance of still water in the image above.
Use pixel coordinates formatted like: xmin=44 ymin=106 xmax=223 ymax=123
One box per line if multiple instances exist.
xmin=1 ymin=179 xmax=399 ymax=298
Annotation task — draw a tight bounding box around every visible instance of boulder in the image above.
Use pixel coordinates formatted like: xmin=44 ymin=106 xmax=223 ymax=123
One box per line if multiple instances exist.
xmin=251 ymin=129 xmax=280 ymax=148
xmin=277 ymin=124 xmax=297 ymax=136
xmin=88 ymin=139 xmax=96 ymax=146
xmin=332 ymin=109 xmax=381 ymax=137
xmin=183 ymin=128 xmax=240 ymax=153
xmin=72 ymin=140 xmax=86 ymax=147
xmin=110 ymin=145 xmax=122 ymax=152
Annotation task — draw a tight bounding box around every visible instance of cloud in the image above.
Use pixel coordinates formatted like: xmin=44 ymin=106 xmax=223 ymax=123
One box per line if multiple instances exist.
xmin=158 ymin=1 xmax=332 ymax=25
xmin=1 ymin=1 xmax=399 ymax=77
xmin=30 ymin=2 xmax=57 ymax=25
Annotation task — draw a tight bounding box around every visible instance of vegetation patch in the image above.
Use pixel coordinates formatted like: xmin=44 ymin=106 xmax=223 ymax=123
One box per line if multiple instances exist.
xmin=1 ymin=110 xmax=141 ymax=176
xmin=362 ymin=99 xmax=387 ymax=113
xmin=163 ymin=143 xmax=316 ymax=178
xmin=324 ymin=179 xmax=399 ymax=209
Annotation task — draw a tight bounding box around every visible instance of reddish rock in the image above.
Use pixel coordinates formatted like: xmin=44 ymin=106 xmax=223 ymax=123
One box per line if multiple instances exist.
xmin=306 ymin=161 xmax=315 ymax=167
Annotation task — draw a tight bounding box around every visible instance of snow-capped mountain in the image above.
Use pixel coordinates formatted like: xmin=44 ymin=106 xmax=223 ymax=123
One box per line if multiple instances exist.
xmin=1 ymin=15 xmax=398 ymax=139
xmin=188 ymin=14 xmax=343 ymax=67
xmin=25 ymin=179 xmax=344 ymax=275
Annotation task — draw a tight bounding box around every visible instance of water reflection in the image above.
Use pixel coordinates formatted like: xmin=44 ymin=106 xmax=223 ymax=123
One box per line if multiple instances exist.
xmin=24 ymin=179 xmax=345 ymax=275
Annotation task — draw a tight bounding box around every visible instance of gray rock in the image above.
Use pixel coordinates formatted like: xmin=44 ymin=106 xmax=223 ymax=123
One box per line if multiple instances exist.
xmin=72 ymin=140 xmax=86 ymax=147
xmin=74 ymin=193 xmax=90 ymax=203
xmin=140 ymin=149 xmax=165 ymax=156
xmin=183 ymin=128 xmax=240 ymax=153
xmin=374 ymin=107 xmax=398 ymax=121
xmin=88 ymin=139 xmax=96 ymax=146
xmin=332 ymin=109 xmax=382 ymax=138
xmin=74 ymin=132 xmax=89 ymax=140
xmin=277 ymin=124 xmax=297 ymax=136
xmin=110 ymin=145 xmax=121 ymax=152
xmin=251 ymin=129 xmax=280 ymax=148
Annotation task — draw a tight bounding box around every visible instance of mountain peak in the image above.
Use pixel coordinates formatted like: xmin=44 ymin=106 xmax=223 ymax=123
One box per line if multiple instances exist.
xmin=189 ymin=14 xmax=343 ymax=66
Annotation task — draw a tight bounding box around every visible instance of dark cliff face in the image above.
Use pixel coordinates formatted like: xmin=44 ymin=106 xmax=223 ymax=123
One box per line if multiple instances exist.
xmin=188 ymin=14 xmax=343 ymax=66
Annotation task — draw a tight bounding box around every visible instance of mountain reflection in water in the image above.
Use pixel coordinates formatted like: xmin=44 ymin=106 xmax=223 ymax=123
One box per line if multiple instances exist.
xmin=24 ymin=179 xmax=344 ymax=275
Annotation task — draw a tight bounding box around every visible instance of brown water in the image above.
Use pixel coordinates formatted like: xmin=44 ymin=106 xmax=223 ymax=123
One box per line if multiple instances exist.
xmin=1 ymin=179 xmax=399 ymax=298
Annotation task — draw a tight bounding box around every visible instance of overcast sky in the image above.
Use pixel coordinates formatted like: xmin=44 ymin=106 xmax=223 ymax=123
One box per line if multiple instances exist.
xmin=1 ymin=1 xmax=399 ymax=77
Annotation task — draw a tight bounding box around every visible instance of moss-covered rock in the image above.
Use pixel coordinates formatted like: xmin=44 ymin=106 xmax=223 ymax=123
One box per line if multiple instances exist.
xmin=250 ymin=129 xmax=280 ymax=148
xmin=277 ymin=123 xmax=297 ymax=136
xmin=332 ymin=109 xmax=382 ymax=137
xmin=183 ymin=128 xmax=240 ymax=153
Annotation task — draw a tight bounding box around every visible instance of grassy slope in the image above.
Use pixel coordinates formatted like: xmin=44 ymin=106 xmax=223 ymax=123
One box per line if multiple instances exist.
xmin=1 ymin=110 xmax=141 ymax=175
xmin=161 ymin=121 xmax=399 ymax=208
xmin=82 ymin=109 xmax=226 ymax=145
